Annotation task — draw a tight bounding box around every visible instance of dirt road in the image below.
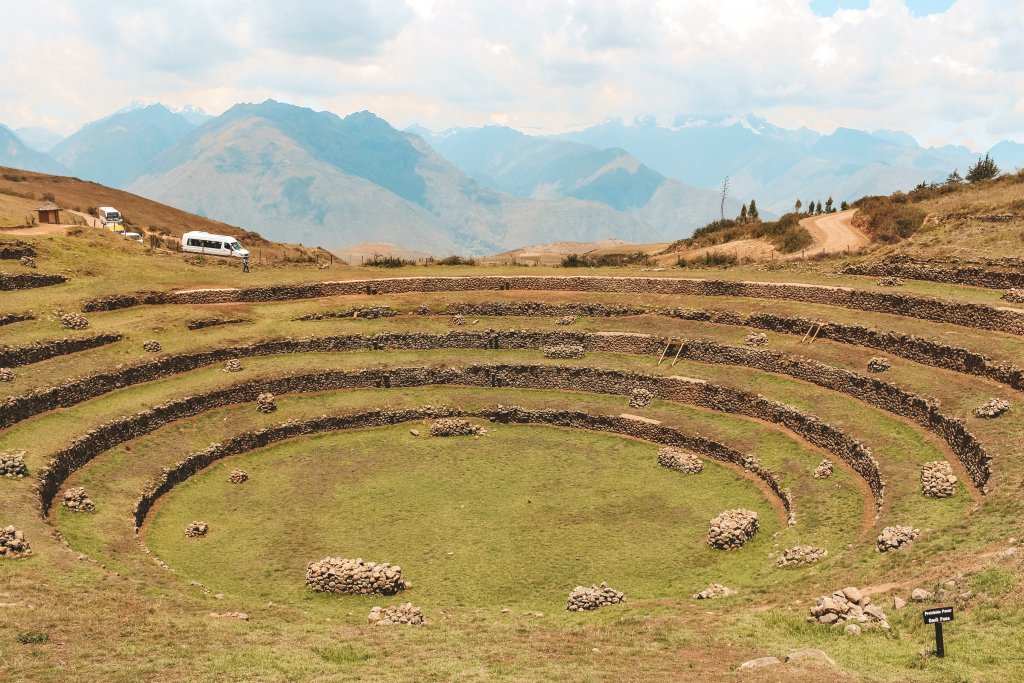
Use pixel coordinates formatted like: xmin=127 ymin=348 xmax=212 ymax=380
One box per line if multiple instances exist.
xmin=798 ymin=208 xmax=869 ymax=257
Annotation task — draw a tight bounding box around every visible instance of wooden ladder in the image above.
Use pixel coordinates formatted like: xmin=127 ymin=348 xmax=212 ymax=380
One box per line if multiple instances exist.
xmin=800 ymin=321 xmax=825 ymax=343
xmin=658 ymin=338 xmax=687 ymax=366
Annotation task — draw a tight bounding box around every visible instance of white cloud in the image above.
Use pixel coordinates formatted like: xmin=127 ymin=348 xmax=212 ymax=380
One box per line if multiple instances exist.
xmin=0 ymin=0 xmax=1021 ymax=147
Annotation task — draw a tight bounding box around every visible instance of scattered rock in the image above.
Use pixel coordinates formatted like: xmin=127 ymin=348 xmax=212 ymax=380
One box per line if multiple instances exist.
xmin=451 ymin=315 xmax=467 ymax=326
xmin=255 ymin=392 xmax=276 ymax=413
xmin=745 ymin=332 xmax=769 ymax=346
xmin=185 ymin=521 xmax=209 ymax=538
xmin=566 ymin=582 xmax=625 ymax=611
xmin=843 ymin=623 xmax=862 ymax=636
xmin=777 ymin=546 xmax=828 ymax=567
xmin=142 ymin=339 xmax=162 ymax=353
xmin=738 ymin=657 xmax=781 ymax=670
xmin=409 ymin=429 xmax=420 ymax=437
xmin=877 ymin=277 xmax=904 ymax=287
xmin=628 ymin=387 xmax=654 ymax=408
xmin=415 ymin=306 xmax=430 ymax=315
xmin=222 ymin=359 xmax=243 ymax=373
xmin=812 ymin=459 xmax=834 ymax=479
xmin=910 ymin=588 xmax=932 ymax=602
xmin=429 ymin=418 xmax=486 ymax=437
xmin=555 ymin=315 xmax=577 ymax=325
xmin=920 ymin=461 xmax=957 ymax=498
xmin=893 ymin=596 xmax=907 ymax=610
xmin=694 ymin=583 xmax=737 ymax=600
xmin=368 ymin=603 xmax=423 ymax=625
xmin=1001 ymin=288 xmax=1024 ymax=303
xmin=974 ymin=398 xmax=1009 ymax=419
xmin=60 ymin=312 xmax=89 ymax=330
xmin=0 ymin=525 xmax=31 ymax=558
xmin=867 ymin=357 xmax=891 ymax=373
xmin=0 ymin=368 xmax=13 ymax=382
xmin=708 ymin=509 xmax=759 ymax=550
xmin=209 ymin=612 xmax=249 ymax=621
xmin=228 ymin=469 xmax=248 ymax=484
xmin=657 ymin=446 xmax=703 ymax=474
xmin=61 ymin=486 xmax=95 ymax=512
xmin=808 ymin=587 xmax=889 ymax=629
xmin=542 ymin=344 xmax=585 ymax=359
xmin=306 ymin=557 xmax=407 ymax=595
xmin=0 ymin=451 xmax=29 ymax=478
xmin=20 ymin=255 xmax=36 ymax=269
xmin=876 ymin=525 xmax=919 ymax=552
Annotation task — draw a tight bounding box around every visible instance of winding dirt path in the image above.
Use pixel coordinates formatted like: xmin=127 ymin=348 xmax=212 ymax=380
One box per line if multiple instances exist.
xmin=798 ymin=208 xmax=869 ymax=257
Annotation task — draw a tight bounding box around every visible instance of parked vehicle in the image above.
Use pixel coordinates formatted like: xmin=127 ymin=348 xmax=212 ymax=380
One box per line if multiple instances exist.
xmin=123 ymin=232 xmax=143 ymax=242
xmin=97 ymin=206 xmax=122 ymax=226
xmin=181 ymin=231 xmax=249 ymax=258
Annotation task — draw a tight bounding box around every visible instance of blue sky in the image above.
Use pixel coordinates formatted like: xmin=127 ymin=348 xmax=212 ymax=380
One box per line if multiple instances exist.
xmin=0 ymin=0 xmax=1020 ymax=149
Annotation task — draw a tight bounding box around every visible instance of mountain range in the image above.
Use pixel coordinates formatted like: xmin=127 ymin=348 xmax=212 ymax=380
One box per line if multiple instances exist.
xmin=1 ymin=105 xmax=1021 ymax=253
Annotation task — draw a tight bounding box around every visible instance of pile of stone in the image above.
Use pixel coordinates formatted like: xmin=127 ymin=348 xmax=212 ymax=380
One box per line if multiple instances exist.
xmin=451 ymin=315 xmax=467 ymax=326
xmin=306 ymin=557 xmax=407 ymax=595
xmin=707 ymin=509 xmax=759 ymax=550
xmin=223 ymin=359 xmax=243 ymax=372
xmin=867 ymin=357 xmax=891 ymax=373
xmin=876 ymin=525 xmax=919 ymax=552
xmin=0 ymin=525 xmax=31 ymax=558
xmin=185 ymin=521 xmax=209 ymax=538
xmin=921 ymin=461 xmax=958 ymax=498
xmin=60 ymin=312 xmax=89 ymax=330
xmin=62 ymin=486 xmax=95 ymax=512
xmin=812 ymin=459 xmax=834 ymax=479
xmin=745 ymin=332 xmax=768 ymax=346
xmin=368 ymin=603 xmax=423 ymax=625
xmin=542 ymin=344 xmax=585 ymax=359
xmin=877 ymin=277 xmax=904 ymax=287
xmin=0 ymin=368 xmax=13 ymax=382
xmin=629 ymin=387 xmax=654 ymax=408
xmin=415 ymin=305 xmax=430 ymax=315
xmin=20 ymin=255 xmax=36 ymax=269
xmin=348 ymin=305 xmax=395 ymax=319
xmin=974 ymin=398 xmax=1009 ymax=419
xmin=429 ymin=418 xmax=485 ymax=437
xmin=777 ymin=546 xmax=828 ymax=567
xmin=256 ymin=393 xmax=276 ymax=413
xmin=657 ymin=446 xmax=704 ymax=474
xmin=808 ymin=587 xmax=889 ymax=630
xmin=1000 ymin=288 xmax=1024 ymax=303
xmin=555 ymin=315 xmax=577 ymax=325
xmin=228 ymin=469 xmax=248 ymax=484
xmin=694 ymin=583 xmax=737 ymax=600
xmin=0 ymin=451 xmax=28 ymax=478
xmin=566 ymin=582 xmax=625 ymax=611
xmin=142 ymin=339 xmax=162 ymax=353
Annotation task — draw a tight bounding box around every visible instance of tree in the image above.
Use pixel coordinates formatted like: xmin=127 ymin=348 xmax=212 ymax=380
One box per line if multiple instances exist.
xmin=966 ymin=153 xmax=999 ymax=183
xmin=815 ymin=201 xmax=823 ymax=214
xmin=946 ymin=169 xmax=963 ymax=184
xmin=840 ymin=200 xmax=849 ymax=211
xmin=739 ymin=204 xmax=748 ymax=222
xmin=825 ymin=197 xmax=834 ymax=213
xmin=748 ymin=199 xmax=759 ymax=222
xmin=794 ymin=198 xmax=802 ymax=213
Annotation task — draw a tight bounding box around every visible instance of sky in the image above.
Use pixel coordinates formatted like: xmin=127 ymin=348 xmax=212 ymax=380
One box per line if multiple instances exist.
xmin=0 ymin=0 xmax=1021 ymax=149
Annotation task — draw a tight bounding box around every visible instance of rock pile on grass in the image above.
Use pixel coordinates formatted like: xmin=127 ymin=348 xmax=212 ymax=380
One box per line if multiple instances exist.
xmin=228 ymin=469 xmax=248 ymax=484
xmin=415 ymin=305 xmax=430 ymax=315
xmin=555 ymin=315 xmax=577 ymax=325
xmin=566 ymin=582 xmax=625 ymax=611
xmin=694 ymin=583 xmax=736 ymax=600
xmin=451 ymin=315 xmax=467 ymax=326
xmin=222 ymin=359 xmax=243 ymax=372
xmin=60 ymin=313 xmax=89 ymax=330
xmin=1001 ymin=288 xmax=1024 ymax=303
xmin=708 ymin=509 xmax=759 ymax=550
xmin=778 ymin=546 xmax=828 ymax=567
xmin=542 ymin=344 xmax=585 ymax=359
xmin=367 ymin=603 xmax=423 ymax=625
xmin=429 ymin=418 xmax=485 ymax=437
xmin=867 ymin=357 xmax=891 ymax=373
xmin=185 ymin=521 xmax=209 ymax=538
xmin=629 ymin=387 xmax=654 ymax=408
xmin=974 ymin=398 xmax=1009 ymax=419
xmin=348 ymin=305 xmax=395 ymax=319
xmin=876 ymin=525 xmax=919 ymax=552
xmin=306 ymin=557 xmax=407 ymax=595
xmin=921 ymin=461 xmax=958 ymax=498
xmin=745 ymin=332 xmax=769 ymax=346
xmin=657 ymin=446 xmax=703 ymax=474
xmin=877 ymin=277 xmax=904 ymax=287
xmin=62 ymin=486 xmax=95 ymax=512
xmin=0 ymin=368 xmax=13 ymax=382
xmin=808 ymin=587 xmax=889 ymax=629
xmin=0 ymin=451 xmax=28 ymax=478
xmin=142 ymin=339 xmax=162 ymax=353
xmin=812 ymin=459 xmax=834 ymax=479
xmin=0 ymin=525 xmax=31 ymax=558
xmin=256 ymin=393 xmax=276 ymax=413
xmin=20 ymin=255 xmax=36 ymax=269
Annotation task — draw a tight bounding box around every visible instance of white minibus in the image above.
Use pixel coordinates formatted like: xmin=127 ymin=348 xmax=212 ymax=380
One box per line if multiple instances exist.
xmin=181 ymin=231 xmax=250 ymax=258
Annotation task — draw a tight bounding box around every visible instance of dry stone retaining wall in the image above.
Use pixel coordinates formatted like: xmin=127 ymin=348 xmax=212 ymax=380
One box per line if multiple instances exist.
xmin=0 ymin=334 xmax=122 ymax=368
xmin=845 ymin=257 xmax=1024 ymax=291
xmin=186 ymin=317 xmax=249 ymax=330
xmin=0 ymin=313 xmax=34 ymax=327
xmin=0 ymin=241 xmax=34 ymax=259
xmin=541 ymin=344 xmax=585 ymax=359
xmin=0 ymin=272 xmax=66 ymax=291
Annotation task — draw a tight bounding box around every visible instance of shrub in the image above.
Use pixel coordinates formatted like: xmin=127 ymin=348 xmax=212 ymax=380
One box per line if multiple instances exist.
xmin=363 ymin=254 xmax=414 ymax=268
xmin=17 ymin=631 xmax=48 ymax=644
xmin=676 ymin=252 xmax=738 ymax=268
xmin=430 ymin=255 xmax=477 ymax=266
xmin=853 ymin=195 xmax=927 ymax=243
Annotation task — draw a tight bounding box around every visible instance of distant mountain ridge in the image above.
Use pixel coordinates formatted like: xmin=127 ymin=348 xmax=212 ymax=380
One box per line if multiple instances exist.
xmin=0 ymin=125 xmax=69 ymax=175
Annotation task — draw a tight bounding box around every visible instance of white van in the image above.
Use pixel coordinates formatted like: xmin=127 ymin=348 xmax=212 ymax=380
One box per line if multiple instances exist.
xmin=181 ymin=231 xmax=250 ymax=258
xmin=97 ymin=206 xmax=122 ymax=226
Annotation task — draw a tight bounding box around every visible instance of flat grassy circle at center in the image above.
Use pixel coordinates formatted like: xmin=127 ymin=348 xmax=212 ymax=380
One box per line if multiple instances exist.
xmin=145 ymin=422 xmax=777 ymax=611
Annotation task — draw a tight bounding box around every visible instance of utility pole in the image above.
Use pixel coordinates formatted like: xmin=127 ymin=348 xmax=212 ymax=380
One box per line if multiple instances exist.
xmin=720 ymin=176 xmax=730 ymax=221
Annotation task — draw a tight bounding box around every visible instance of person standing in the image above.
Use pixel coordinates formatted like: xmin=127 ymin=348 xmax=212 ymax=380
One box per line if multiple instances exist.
xmin=242 ymin=255 xmax=250 ymax=273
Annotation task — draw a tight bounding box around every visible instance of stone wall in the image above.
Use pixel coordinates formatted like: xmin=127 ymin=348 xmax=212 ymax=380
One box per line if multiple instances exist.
xmin=0 ymin=333 xmax=122 ymax=368
xmin=0 ymin=241 xmax=35 ymax=259
xmin=0 ymin=313 xmax=34 ymax=327
xmin=186 ymin=317 xmax=250 ymax=330
xmin=0 ymin=272 xmax=67 ymax=291
xmin=844 ymin=257 xmax=1024 ymax=290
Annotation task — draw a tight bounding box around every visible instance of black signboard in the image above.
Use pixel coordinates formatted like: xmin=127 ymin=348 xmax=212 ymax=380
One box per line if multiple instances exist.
xmin=923 ymin=607 xmax=954 ymax=624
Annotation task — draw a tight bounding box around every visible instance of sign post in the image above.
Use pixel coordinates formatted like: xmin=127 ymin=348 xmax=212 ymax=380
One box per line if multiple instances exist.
xmin=923 ymin=607 xmax=954 ymax=658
